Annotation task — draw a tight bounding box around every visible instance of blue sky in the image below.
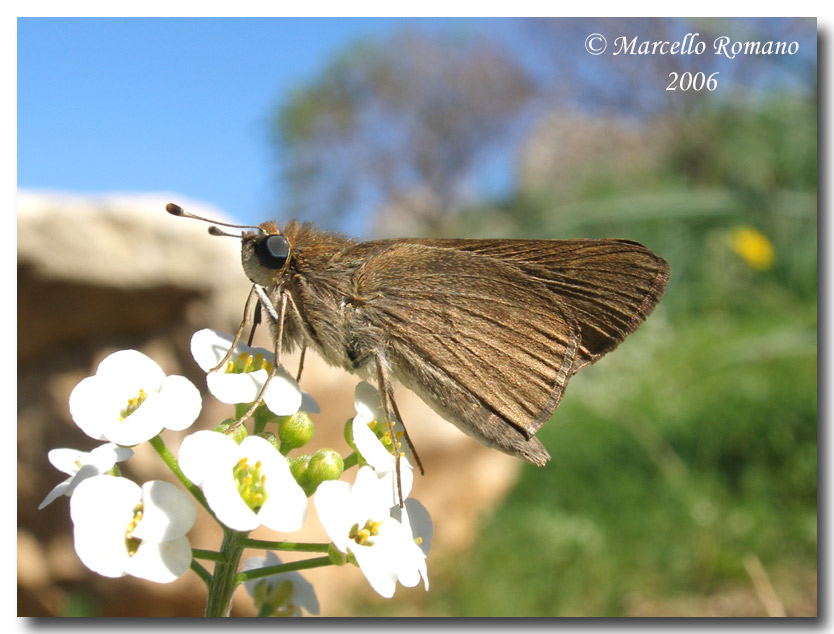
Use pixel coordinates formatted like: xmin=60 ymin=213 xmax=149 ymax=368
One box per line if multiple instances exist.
xmin=17 ymin=17 xmax=482 ymax=229
xmin=17 ymin=17 xmax=818 ymax=234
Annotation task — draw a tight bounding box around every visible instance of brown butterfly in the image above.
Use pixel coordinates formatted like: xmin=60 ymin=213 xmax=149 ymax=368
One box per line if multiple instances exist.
xmin=168 ymin=203 xmax=669 ymax=472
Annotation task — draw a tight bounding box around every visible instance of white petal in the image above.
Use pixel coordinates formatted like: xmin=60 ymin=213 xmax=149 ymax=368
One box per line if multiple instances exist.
xmin=238 ymin=434 xmax=283 ymax=465
xmin=352 ymin=415 xmax=397 ymax=470
xmin=178 ymin=430 xmax=239 ymax=486
xmin=292 ymin=571 xmax=321 ymax=615
xmin=131 ymin=481 xmax=196 ymax=542
xmin=375 ymin=465 xmax=413 ymax=507
xmin=256 ymin=476 xmax=308 ymax=533
xmin=68 ymin=376 xmax=119 ymax=440
xmin=88 ymin=443 xmax=134 ymax=468
xmin=70 ymin=476 xmax=140 ymax=530
xmin=38 ymin=479 xmax=73 ymax=510
xmin=391 ymin=500 xmax=431 ymax=589
xmin=313 ymin=480 xmax=352 ymax=550
xmin=242 ymin=552 xmax=279 ymax=583
xmin=72 ymin=521 xmax=130 ymax=578
xmin=206 ymin=370 xmax=265 ymax=404
xmin=47 ymin=448 xmax=88 ymax=475
xmin=191 ymin=329 xmax=238 ymax=371
xmin=155 ymin=375 xmax=202 ymax=431
xmin=351 ymin=466 xmax=393 ymax=520
xmin=96 ymin=350 xmax=165 ymax=388
xmin=351 ymin=540 xmax=398 ymax=599
xmin=262 ymin=369 xmax=303 ymax=416
xmin=354 ymin=382 xmax=384 ymax=423
xmin=395 ymin=544 xmax=428 ymax=590
xmin=69 ymin=476 xmax=142 ymax=578
xmin=394 ymin=498 xmax=433 ymax=557
xmin=42 ymin=444 xmax=134 ymax=507
xmin=39 ymin=463 xmax=109 ymax=509
xmin=242 ymin=552 xmax=279 ymax=598
xmin=191 ymin=329 xmax=275 ymax=373
xmin=125 ymin=536 xmax=192 ymax=583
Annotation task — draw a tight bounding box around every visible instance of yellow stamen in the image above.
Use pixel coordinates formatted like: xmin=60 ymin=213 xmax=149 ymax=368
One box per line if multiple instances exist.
xmin=119 ymin=389 xmax=148 ymax=421
xmin=226 ymin=351 xmax=274 ymax=375
xmin=350 ymin=519 xmax=382 ymax=546
xmin=124 ymin=502 xmax=144 ymax=557
xmin=233 ymin=456 xmax=268 ymax=513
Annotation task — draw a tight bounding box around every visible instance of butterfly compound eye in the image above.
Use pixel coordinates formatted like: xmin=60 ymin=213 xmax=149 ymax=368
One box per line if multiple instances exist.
xmin=255 ymin=235 xmax=291 ymax=270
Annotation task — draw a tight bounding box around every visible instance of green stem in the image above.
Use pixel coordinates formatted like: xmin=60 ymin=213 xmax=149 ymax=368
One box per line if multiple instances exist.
xmin=238 ymin=537 xmax=331 ymax=552
xmin=190 ymin=559 xmax=212 ymax=587
xmin=342 ymin=452 xmax=360 ymax=470
xmin=235 ymin=556 xmax=332 ymax=585
xmin=193 ymin=548 xmax=227 ymax=562
xmin=205 ymin=529 xmax=247 ymax=617
xmin=148 ymin=435 xmax=215 ymax=518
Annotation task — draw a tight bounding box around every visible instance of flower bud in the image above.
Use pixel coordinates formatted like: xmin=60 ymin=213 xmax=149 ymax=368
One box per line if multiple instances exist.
xmin=277 ymin=411 xmax=315 ymax=452
xmin=343 ymin=417 xmax=357 ymax=452
xmin=306 ymin=449 xmax=344 ymax=493
xmin=257 ymin=431 xmax=280 ymax=451
xmin=226 ymin=425 xmax=249 ymax=444
xmin=216 ymin=421 xmax=248 ymax=445
xmin=289 ymin=454 xmax=312 ymax=491
xmin=212 ymin=418 xmax=236 ymax=434
xmin=253 ymin=404 xmax=281 ymax=428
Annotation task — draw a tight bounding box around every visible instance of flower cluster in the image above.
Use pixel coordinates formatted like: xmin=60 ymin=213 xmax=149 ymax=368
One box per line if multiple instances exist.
xmin=41 ymin=329 xmax=433 ymax=616
xmin=316 ymin=382 xmax=432 ymax=598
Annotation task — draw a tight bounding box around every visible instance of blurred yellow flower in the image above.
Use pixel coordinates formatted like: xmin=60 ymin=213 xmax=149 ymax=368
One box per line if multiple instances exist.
xmin=730 ymin=226 xmax=775 ymax=271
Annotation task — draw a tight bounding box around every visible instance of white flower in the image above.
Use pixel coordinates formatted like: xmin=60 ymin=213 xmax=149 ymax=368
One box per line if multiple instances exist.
xmin=178 ymin=430 xmax=308 ymax=532
xmin=242 ymin=551 xmax=320 ymax=616
xmin=391 ymin=498 xmax=432 ymax=590
xmin=315 ymin=466 xmax=422 ymax=598
xmin=69 ymin=475 xmax=195 ymax=583
xmin=39 ymin=443 xmax=133 ymax=510
xmin=191 ymin=329 xmax=303 ymax=416
xmin=69 ymin=350 xmax=202 ymax=446
xmin=352 ymin=382 xmax=413 ymax=505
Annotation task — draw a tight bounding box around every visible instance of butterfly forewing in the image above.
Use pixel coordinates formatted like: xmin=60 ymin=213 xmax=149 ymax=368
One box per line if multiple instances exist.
xmin=353 ymin=243 xmax=582 ymax=449
xmin=452 ymin=239 xmax=671 ymax=368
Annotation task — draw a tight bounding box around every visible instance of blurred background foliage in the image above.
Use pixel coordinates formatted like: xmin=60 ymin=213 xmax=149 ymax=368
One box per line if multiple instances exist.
xmin=271 ymin=17 xmax=816 ymax=616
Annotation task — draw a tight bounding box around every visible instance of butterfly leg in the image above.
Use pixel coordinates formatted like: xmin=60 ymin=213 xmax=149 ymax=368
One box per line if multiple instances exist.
xmin=246 ymin=298 xmax=262 ymax=347
xmin=210 ymin=284 xmax=260 ymax=372
xmin=296 ymin=345 xmax=307 ymax=383
xmin=375 ymin=355 xmax=406 ymax=507
xmin=387 ymin=386 xmax=425 ymax=476
xmin=229 ymin=291 xmax=289 ymax=429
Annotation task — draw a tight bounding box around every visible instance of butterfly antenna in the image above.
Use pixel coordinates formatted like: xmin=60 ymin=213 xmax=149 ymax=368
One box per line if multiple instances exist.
xmin=166 ymin=202 xmax=265 ymax=235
